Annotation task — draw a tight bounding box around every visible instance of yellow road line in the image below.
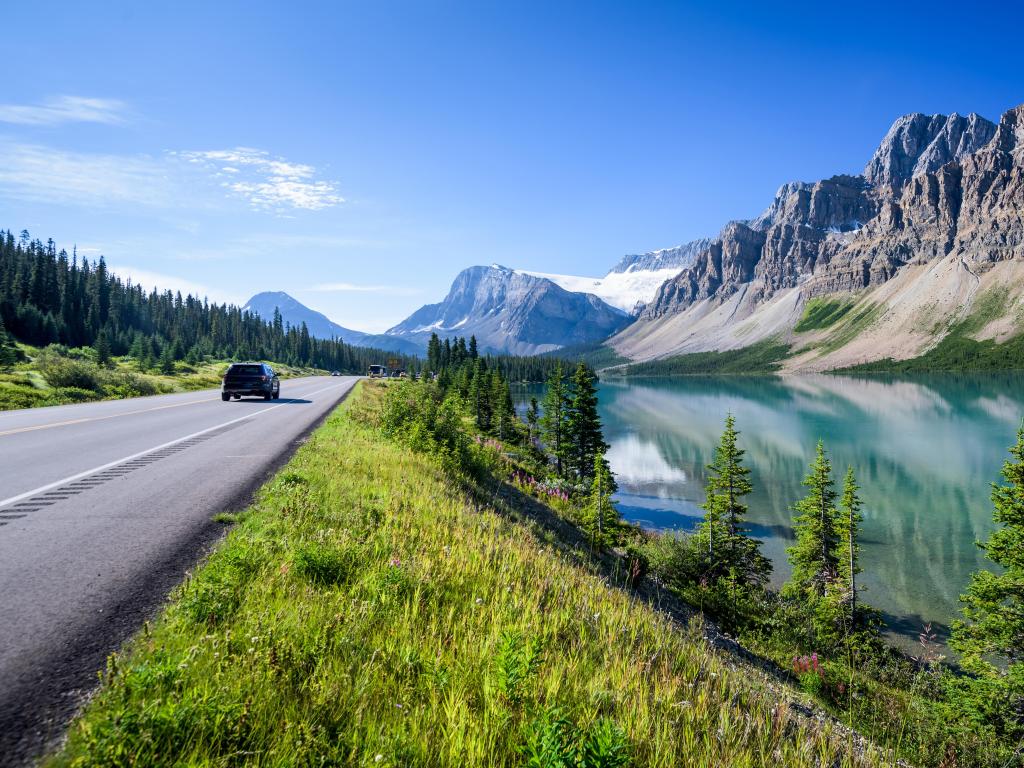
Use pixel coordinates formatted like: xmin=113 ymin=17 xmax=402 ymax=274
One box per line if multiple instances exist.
xmin=0 ymin=396 xmax=219 ymax=438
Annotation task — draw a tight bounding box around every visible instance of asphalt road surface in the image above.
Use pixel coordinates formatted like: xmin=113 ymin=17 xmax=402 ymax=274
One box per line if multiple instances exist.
xmin=0 ymin=375 xmax=359 ymax=765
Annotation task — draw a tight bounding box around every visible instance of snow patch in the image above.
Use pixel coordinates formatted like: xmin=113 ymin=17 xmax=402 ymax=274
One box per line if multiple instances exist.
xmin=516 ymin=267 xmax=682 ymax=313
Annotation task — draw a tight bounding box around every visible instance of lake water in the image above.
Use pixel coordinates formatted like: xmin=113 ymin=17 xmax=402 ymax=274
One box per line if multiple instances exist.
xmin=516 ymin=373 xmax=1024 ymax=646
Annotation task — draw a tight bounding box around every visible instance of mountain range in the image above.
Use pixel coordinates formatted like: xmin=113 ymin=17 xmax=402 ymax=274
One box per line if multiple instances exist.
xmin=611 ymin=105 xmax=1024 ymax=371
xmin=242 ymin=292 xmax=421 ymax=355
xmin=248 ymin=103 xmax=1024 ymax=367
xmin=384 ymin=265 xmax=631 ymax=355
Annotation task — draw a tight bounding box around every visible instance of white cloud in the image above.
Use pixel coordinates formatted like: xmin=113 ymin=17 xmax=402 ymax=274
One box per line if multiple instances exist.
xmin=177 ymin=147 xmax=344 ymax=212
xmin=308 ymin=281 xmax=420 ymax=295
xmin=0 ymin=95 xmax=127 ymax=126
xmin=108 ymin=264 xmax=242 ymax=306
xmin=0 ymin=140 xmax=172 ymax=207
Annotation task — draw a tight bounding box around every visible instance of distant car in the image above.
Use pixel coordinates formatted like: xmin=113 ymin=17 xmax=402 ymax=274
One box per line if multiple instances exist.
xmin=330 ymin=371 xmax=341 ymax=376
xmin=221 ymin=362 xmax=280 ymax=401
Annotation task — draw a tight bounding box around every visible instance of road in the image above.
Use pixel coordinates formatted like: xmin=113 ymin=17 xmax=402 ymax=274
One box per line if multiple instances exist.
xmin=0 ymin=375 xmax=359 ymax=765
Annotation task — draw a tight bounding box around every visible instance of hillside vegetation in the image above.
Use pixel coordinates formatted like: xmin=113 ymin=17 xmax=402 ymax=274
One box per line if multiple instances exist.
xmin=0 ymin=342 xmax=322 ymax=411
xmin=51 ymin=382 xmax=884 ymax=767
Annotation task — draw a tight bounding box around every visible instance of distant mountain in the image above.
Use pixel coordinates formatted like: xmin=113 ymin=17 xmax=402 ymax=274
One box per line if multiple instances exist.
xmin=611 ymin=106 xmax=1024 ymax=372
xmin=521 ymin=237 xmax=714 ymax=315
xmin=242 ymin=291 xmax=421 ymax=355
xmin=387 ymin=265 xmax=631 ymax=355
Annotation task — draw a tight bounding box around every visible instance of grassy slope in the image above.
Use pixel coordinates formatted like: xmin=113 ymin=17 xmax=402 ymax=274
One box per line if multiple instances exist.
xmin=0 ymin=345 xmax=323 ymax=411
xmin=612 ymin=339 xmax=791 ymax=377
xmin=839 ymin=285 xmax=1024 ymax=373
xmin=51 ymin=383 xmax=881 ymax=767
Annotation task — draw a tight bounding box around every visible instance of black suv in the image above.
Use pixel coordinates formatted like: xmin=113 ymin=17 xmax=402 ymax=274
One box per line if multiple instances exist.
xmin=221 ymin=362 xmax=280 ymax=401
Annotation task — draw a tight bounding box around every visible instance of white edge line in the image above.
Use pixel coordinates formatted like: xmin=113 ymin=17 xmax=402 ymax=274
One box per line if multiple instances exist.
xmin=0 ymin=379 xmax=354 ymax=510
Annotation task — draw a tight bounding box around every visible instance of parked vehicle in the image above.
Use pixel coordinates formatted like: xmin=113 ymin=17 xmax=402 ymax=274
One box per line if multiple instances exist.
xmin=221 ymin=362 xmax=280 ymax=401
xmin=368 ymin=364 xmax=388 ymax=378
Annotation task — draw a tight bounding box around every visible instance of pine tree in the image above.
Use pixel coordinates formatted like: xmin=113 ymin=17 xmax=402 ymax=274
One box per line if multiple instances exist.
xmin=837 ymin=467 xmax=864 ymax=625
xmin=490 ymin=371 xmax=515 ymax=440
xmin=468 ymin=335 xmax=478 ymax=359
xmin=469 ymin=358 xmax=492 ymax=432
xmin=586 ymin=453 xmax=619 ymax=551
xmin=526 ymin=397 xmax=540 ymax=443
xmin=951 ymin=427 xmax=1024 ymax=734
xmin=159 ymin=343 xmax=175 ymax=375
xmin=427 ymin=333 xmax=441 ymax=372
xmin=540 ymin=362 xmax=570 ymax=476
xmin=0 ymin=316 xmax=20 ymax=369
xmin=565 ymin=361 xmax=607 ymax=482
xmin=786 ymin=441 xmax=841 ymax=599
xmin=698 ymin=414 xmax=770 ymax=585
xmin=93 ymin=329 xmax=112 ymax=368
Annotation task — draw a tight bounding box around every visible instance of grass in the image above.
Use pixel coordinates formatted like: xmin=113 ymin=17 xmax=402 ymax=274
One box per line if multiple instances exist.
xmin=794 ymin=298 xmax=856 ymax=333
xmin=542 ymin=341 xmax=630 ymax=371
xmin=0 ymin=344 xmax=324 ymax=412
xmin=50 ymin=382 xmax=885 ymax=767
xmin=612 ymin=339 xmax=791 ymax=376
xmin=840 ymin=286 xmax=1024 ymax=373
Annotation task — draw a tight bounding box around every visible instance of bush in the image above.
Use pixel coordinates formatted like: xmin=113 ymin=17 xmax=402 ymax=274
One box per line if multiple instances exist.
xmin=103 ymin=370 xmax=163 ymax=398
xmin=35 ymin=348 xmax=103 ymax=391
xmin=47 ymin=387 xmax=101 ymax=404
xmin=378 ymin=380 xmax=475 ymax=475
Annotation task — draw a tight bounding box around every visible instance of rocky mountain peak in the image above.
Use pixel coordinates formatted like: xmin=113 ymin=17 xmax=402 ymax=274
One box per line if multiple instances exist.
xmin=863 ymin=111 xmax=996 ymax=190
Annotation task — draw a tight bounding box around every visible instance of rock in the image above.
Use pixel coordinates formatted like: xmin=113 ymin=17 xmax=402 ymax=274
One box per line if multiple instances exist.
xmin=387 ymin=265 xmax=631 ymax=355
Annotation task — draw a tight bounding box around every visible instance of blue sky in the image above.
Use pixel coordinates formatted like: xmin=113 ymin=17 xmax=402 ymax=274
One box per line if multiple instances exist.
xmin=2 ymin=1 xmax=1021 ymax=332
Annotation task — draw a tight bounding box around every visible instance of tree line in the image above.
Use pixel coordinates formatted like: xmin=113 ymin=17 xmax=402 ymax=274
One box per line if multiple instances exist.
xmin=0 ymin=229 xmax=415 ymax=373
xmin=659 ymin=413 xmax=1024 ymax=755
xmin=425 ymin=331 xmax=582 ymax=383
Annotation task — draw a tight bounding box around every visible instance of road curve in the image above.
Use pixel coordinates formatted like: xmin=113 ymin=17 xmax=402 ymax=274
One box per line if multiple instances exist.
xmin=0 ymin=375 xmax=359 ymax=765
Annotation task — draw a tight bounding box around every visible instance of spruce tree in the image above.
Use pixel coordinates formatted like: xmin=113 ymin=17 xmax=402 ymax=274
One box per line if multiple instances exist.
xmin=469 ymin=359 xmax=492 ymax=432
xmin=526 ymin=397 xmax=540 ymax=443
xmin=93 ymin=329 xmax=112 ymax=368
xmin=586 ymin=452 xmax=619 ymax=551
xmin=786 ymin=441 xmax=841 ymax=599
xmin=565 ymin=361 xmax=607 ymax=482
xmin=837 ymin=467 xmax=864 ymax=625
xmin=427 ymin=333 xmax=441 ymax=372
xmin=540 ymin=362 xmax=570 ymax=477
xmin=951 ymin=427 xmax=1024 ymax=733
xmin=159 ymin=344 xmax=175 ymax=376
xmin=0 ymin=317 xmax=19 ymax=369
xmin=490 ymin=371 xmax=515 ymax=440
xmin=698 ymin=414 xmax=769 ymax=585
xmin=468 ymin=335 xmax=478 ymax=359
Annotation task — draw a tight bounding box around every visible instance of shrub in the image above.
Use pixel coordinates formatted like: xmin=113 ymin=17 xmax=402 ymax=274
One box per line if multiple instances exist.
xmin=103 ymin=370 xmax=163 ymax=398
xmin=35 ymin=348 xmax=103 ymax=391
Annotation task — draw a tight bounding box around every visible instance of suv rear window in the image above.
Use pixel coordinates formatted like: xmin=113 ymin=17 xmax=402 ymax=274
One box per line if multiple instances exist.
xmin=228 ymin=364 xmax=263 ymax=375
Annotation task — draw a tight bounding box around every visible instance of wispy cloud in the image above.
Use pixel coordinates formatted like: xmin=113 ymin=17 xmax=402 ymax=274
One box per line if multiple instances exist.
xmin=308 ymin=282 xmax=420 ymax=295
xmin=0 ymin=140 xmax=172 ymax=207
xmin=177 ymin=147 xmax=344 ymax=212
xmin=0 ymin=95 xmax=127 ymax=126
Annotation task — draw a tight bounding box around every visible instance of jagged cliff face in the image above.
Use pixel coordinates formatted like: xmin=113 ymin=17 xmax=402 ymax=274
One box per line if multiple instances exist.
xmin=610 ymin=238 xmax=714 ymax=274
xmin=387 ymin=265 xmax=631 ymax=355
xmin=623 ymin=107 xmax=1018 ymax=366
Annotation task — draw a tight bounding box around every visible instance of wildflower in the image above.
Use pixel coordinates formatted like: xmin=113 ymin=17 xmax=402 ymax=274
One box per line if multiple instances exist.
xmin=375 ymin=756 xmax=384 ymax=764
xmin=475 ymin=597 xmax=483 ymax=605
xmin=390 ymin=557 xmax=402 ymax=567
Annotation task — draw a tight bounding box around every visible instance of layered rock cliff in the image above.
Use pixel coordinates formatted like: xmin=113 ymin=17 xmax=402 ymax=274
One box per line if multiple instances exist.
xmin=635 ymin=108 xmax=1009 ymax=324
xmin=614 ymin=105 xmax=1024 ymax=370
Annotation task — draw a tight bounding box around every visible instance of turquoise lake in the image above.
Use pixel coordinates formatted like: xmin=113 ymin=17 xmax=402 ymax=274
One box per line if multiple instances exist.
xmin=517 ymin=373 xmax=1024 ymax=646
